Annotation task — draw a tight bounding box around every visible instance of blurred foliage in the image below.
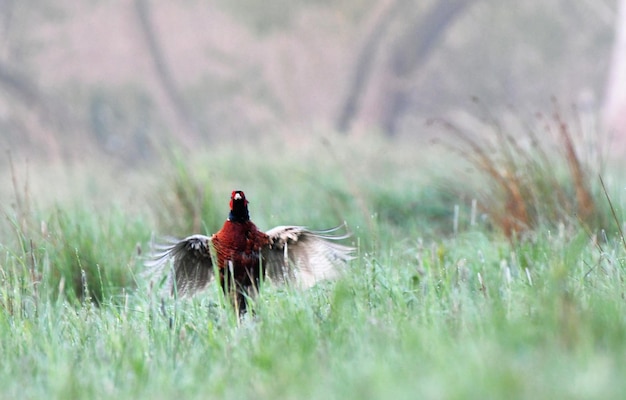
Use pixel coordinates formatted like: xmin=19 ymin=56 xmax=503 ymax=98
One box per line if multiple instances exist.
xmin=0 ymin=0 xmax=615 ymax=159
xmin=217 ymin=0 xmax=303 ymax=33
xmin=217 ymin=0 xmax=371 ymax=34
xmin=151 ymin=152 xmax=221 ymax=236
xmin=88 ymin=87 xmax=156 ymax=162
xmin=435 ymin=104 xmax=612 ymax=238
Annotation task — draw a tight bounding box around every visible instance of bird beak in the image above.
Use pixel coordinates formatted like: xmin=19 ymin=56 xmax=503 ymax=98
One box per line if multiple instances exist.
xmin=234 ymin=192 xmax=242 ymax=200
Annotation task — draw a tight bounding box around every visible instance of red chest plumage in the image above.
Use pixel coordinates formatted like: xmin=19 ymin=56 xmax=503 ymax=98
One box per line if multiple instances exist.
xmin=213 ymin=220 xmax=269 ymax=287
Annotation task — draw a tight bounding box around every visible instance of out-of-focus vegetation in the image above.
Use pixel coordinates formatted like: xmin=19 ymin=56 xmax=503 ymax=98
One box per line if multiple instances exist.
xmin=434 ymin=102 xmax=611 ymax=238
xmin=0 ymin=0 xmax=616 ymax=160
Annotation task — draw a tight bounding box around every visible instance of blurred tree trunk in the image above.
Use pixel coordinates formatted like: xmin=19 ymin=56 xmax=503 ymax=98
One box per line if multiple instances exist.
xmin=134 ymin=0 xmax=200 ymax=144
xmin=380 ymin=0 xmax=474 ymax=136
xmin=604 ymin=0 xmax=626 ymax=149
xmin=337 ymin=0 xmax=474 ymax=136
xmin=335 ymin=0 xmax=407 ymax=133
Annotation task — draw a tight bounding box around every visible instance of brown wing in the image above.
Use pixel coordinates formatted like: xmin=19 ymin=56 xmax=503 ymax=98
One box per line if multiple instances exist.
xmin=144 ymin=234 xmax=215 ymax=297
xmin=262 ymin=225 xmax=354 ymax=288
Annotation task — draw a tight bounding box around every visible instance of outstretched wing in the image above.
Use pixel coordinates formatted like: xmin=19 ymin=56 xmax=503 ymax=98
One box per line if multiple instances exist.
xmin=144 ymin=234 xmax=214 ymax=297
xmin=262 ymin=225 xmax=354 ymax=288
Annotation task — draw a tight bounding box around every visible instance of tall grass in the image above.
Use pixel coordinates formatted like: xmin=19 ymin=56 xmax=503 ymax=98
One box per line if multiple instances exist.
xmin=1 ymin=157 xmax=147 ymax=305
xmin=1 ymin=130 xmax=625 ymax=399
xmin=151 ymin=152 xmax=220 ymax=236
xmin=432 ymin=102 xmax=609 ymax=238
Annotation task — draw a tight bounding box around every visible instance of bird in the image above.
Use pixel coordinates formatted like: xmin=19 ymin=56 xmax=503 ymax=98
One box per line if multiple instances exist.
xmin=145 ymin=190 xmax=354 ymax=314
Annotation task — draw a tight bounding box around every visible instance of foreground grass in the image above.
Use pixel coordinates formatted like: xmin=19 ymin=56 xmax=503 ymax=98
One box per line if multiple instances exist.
xmin=1 ymin=135 xmax=626 ymax=399
xmin=2 ymin=228 xmax=626 ymax=399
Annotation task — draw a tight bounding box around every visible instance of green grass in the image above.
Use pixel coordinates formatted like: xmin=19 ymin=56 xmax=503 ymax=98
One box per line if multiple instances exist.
xmin=1 ymin=135 xmax=626 ymax=399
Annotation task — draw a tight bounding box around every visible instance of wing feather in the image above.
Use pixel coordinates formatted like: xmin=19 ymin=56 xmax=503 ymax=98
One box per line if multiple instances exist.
xmin=262 ymin=225 xmax=354 ymax=288
xmin=145 ymin=234 xmax=215 ymax=297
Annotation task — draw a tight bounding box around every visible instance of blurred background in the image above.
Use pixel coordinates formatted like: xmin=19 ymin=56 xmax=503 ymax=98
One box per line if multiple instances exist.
xmin=0 ymin=0 xmax=622 ymax=163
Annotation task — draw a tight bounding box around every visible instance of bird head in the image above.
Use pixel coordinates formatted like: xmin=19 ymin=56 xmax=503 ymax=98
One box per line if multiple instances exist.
xmin=228 ymin=190 xmax=250 ymax=222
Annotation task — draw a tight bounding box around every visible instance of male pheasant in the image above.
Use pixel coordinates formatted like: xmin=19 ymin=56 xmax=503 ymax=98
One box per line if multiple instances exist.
xmin=146 ymin=190 xmax=354 ymax=313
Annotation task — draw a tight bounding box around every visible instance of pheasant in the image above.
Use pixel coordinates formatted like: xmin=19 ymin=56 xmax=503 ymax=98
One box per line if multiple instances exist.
xmin=146 ymin=190 xmax=354 ymax=313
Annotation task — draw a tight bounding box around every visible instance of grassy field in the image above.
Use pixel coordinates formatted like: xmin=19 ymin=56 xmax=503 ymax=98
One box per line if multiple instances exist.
xmin=1 ymin=134 xmax=626 ymax=399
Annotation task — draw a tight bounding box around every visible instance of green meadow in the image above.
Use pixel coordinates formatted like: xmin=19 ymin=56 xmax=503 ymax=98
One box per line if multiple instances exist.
xmin=1 ymin=133 xmax=625 ymax=399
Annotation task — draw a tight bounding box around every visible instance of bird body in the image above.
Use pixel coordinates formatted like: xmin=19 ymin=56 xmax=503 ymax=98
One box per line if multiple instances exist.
xmin=146 ymin=190 xmax=354 ymax=313
xmin=212 ymin=215 xmax=268 ymax=297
